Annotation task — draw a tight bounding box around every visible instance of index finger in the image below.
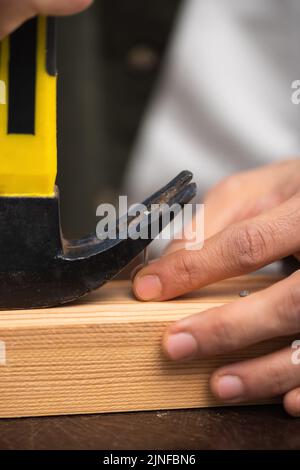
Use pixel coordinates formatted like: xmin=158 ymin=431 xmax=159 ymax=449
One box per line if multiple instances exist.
xmin=133 ymin=193 xmax=300 ymax=301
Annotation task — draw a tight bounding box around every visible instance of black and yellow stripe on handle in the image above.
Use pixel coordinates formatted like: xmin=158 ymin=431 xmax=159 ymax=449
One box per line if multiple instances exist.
xmin=0 ymin=17 xmax=57 ymax=197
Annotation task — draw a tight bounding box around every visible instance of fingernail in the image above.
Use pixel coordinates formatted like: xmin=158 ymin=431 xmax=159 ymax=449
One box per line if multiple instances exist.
xmin=165 ymin=332 xmax=198 ymax=360
xmin=134 ymin=274 xmax=162 ymax=301
xmin=215 ymin=375 xmax=245 ymax=401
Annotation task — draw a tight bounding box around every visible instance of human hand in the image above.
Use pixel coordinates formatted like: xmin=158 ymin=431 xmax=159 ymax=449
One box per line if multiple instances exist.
xmin=133 ymin=159 xmax=300 ymax=415
xmin=0 ymin=0 xmax=92 ymax=39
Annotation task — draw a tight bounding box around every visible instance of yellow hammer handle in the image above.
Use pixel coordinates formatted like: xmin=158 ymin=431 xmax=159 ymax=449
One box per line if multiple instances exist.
xmin=0 ymin=16 xmax=57 ymax=197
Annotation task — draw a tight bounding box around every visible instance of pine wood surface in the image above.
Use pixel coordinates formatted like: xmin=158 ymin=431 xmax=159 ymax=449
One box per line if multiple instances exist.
xmin=0 ymin=275 xmax=292 ymax=418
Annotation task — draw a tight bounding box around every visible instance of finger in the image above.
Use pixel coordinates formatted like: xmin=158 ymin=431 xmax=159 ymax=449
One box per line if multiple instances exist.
xmin=203 ymin=179 xmax=255 ymax=239
xmin=165 ymin=161 xmax=300 ymax=255
xmin=283 ymin=388 xmax=300 ymax=417
xmin=204 ymin=160 xmax=300 ymax=238
xmin=164 ymin=181 xmax=252 ymax=256
xmin=133 ymin=193 xmax=300 ymax=301
xmin=164 ymin=195 xmax=252 ymax=256
xmin=0 ymin=0 xmax=92 ymax=39
xmin=210 ymin=346 xmax=300 ymax=403
xmin=162 ymin=271 xmax=300 ymax=361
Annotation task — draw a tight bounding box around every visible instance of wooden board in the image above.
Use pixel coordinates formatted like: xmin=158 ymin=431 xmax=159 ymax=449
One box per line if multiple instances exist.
xmin=0 ymin=275 xmax=293 ymax=418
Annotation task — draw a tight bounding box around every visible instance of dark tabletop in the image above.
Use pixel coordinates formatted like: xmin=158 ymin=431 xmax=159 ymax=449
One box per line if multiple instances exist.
xmin=0 ymin=405 xmax=299 ymax=450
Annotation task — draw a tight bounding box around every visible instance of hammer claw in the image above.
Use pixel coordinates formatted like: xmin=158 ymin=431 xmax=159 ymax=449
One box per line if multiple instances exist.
xmin=0 ymin=171 xmax=196 ymax=309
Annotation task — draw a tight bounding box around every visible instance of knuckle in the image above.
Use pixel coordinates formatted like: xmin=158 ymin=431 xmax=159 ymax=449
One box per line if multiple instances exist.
xmin=265 ymin=360 xmax=290 ymax=396
xmin=278 ymin=274 xmax=300 ymax=331
xmin=209 ymin=313 xmax=236 ymax=351
xmin=173 ymin=252 xmax=200 ymax=289
xmin=265 ymin=362 xmax=286 ymax=396
xmin=287 ymin=288 xmax=300 ymax=319
xmin=228 ymin=223 xmax=269 ymax=270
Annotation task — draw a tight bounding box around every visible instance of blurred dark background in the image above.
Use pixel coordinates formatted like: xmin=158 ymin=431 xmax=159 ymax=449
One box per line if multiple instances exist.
xmin=56 ymin=0 xmax=182 ymax=238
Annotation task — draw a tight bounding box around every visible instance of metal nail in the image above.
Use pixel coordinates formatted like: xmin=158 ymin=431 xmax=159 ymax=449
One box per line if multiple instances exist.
xmin=239 ymin=290 xmax=250 ymax=298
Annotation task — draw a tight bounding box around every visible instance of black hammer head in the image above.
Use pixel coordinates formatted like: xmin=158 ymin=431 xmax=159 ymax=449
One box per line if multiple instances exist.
xmin=0 ymin=171 xmax=196 ymax=309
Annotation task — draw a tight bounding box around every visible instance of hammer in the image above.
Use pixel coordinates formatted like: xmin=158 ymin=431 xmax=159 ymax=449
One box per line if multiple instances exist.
xmin=0 ymin=17 xmax=196 ymax=309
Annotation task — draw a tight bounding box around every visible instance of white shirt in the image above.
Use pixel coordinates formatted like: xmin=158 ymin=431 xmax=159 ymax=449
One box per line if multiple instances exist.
xmin=125 ymin=0 xmax=300 ymax=204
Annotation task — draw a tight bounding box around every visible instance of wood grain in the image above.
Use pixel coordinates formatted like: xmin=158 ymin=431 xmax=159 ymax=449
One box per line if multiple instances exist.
xmin=0 ymin=275 xmax=293 ymax=418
